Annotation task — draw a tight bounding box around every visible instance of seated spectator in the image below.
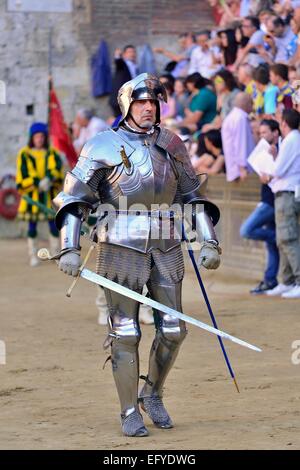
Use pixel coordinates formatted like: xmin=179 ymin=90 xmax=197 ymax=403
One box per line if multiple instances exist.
xmin=235 ymin=24 xmax=250 ymax=64
xmin=73 ymin=109 xmax=108 ymax=154
xmin=219 ymin=0 xmax=242 ymax=28
xmin=160 ymin=82 xmax=176 ymax=125
xmin=154 ymin=33 xmax=196 ymax=78
xmin=179 ymin=73 xmax=217 ymax=132
xmin=217 ymin=28 xmax=239 ymax=71
xmin=201 ymin=69 xmax=240 ymax=132
xmin=191 ymin=129 xmax=225 ymax=175
xmin=288 ymin=64 xmax=297 ymax=81
xmin=174 ymin=78 xmax=189 ymax=119
xmin=234 ymin=16 xmax=267 ymax=69
xmin=237 ymin=63 xmax=261 ymax=108
xmin=214 ymin=69 xmax=240 ymax=119
xmin=289 ymin=8 xmax=300 ymax=64
xmin=178 ymin=127 xmax=198 ymax=157
xmin=269 ymin=63 xmax=294 ymax=114
xmin=252 ymin=64 xmax=278 ymax=115
xmin=221 ymin=92 xmax=255 ymax=182
xmin=270 ymin=16 xmax=297 ymax=63
xmin=209 ymin=0 xmax=224 ymax=25
xmin=159 ymin=73 xmax=175 ymax=88
xmin=258 ymin=8 xmax=276 ymax=34
xmin=188 ymin=31 xmax=221 ymax=79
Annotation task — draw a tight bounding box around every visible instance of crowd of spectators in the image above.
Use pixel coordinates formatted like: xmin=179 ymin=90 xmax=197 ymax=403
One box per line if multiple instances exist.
xmin=70 ymin=1 xmax=300 ymax=298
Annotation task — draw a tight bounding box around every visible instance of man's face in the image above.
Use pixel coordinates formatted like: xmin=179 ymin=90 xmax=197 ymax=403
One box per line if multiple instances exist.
xmin=269 ymin=70 xmax=279 ymax=86
xmin=245 ymin=96 xmax=253 ymax=114
xmin=123 ymin=47 xmax=136 ymax=62
xmin=196 ymin=34 xmax=209 ymax=50
xmin=280 ymin=119 xmax=289 ymax=137
xmin=237 ymin=65 xmax=248 ymax=85
xmin=259 ymin=12 xmax=271 ymax=25
xmin=273 ymin=23 xmax=284 ymax=38
xmin=242 ymin=20 xmax=255 ymax=38
xmin=254 ymin=80 xmax=264 ymax=93
xmin=75 ymin=113 xmax=89 ymax=128
xmin=129 ymin=99 xmax=157 ymax=129
xmin=259 ymin=124 xmax=275 ymax=144
xmin=32 ymin=132 xmax=46 ymax=149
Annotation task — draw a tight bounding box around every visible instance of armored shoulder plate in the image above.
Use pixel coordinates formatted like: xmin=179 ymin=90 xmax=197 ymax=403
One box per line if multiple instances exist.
xmin=156 ymin=127 xmax=188 ymax=163
xmin=80 ymin=129 xmax=135 ymax=166
xmin=156 ymin=127 xmax=195 ymax=179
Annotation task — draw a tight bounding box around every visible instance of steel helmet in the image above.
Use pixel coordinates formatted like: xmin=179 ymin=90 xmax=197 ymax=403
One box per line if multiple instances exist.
xmin=117 ymin=73 xmax=167 ymax=125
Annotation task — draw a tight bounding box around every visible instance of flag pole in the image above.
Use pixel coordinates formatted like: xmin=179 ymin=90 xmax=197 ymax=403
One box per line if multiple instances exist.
xmin=47 ymin=23 xmax=53 ymax=131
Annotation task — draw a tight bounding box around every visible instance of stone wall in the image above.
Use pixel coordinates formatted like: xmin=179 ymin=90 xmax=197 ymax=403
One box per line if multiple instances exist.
xmin=0 ymin=0 xmax=213 ymax=172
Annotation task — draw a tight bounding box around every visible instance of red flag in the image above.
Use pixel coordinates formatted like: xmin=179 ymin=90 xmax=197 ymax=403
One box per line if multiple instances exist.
xmin=49 ymin=87 xmax=78 ymax=168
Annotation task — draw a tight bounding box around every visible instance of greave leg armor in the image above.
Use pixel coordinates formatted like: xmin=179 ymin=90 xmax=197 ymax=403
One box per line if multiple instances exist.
xmin=140 ymin=281 xmax=187 ymax=399
xmin=104 ymin=288 xmax=142 ymax=417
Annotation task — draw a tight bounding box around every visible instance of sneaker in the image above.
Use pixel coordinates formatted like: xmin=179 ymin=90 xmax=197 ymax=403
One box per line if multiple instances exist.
xmin=121 ymin=410 xmax=149 ymax=437
xmin=266 ymin=283 xmax=295 ymax=296
xmin=282 ymin=285 xmax=300 ymax=298
xmin=139 ymin=304 xmax=154 ymax=325
xmin=139 ymin=395 xmax=173 ymax=429
xmin=250 ymin=280 xmax=277 ymax=295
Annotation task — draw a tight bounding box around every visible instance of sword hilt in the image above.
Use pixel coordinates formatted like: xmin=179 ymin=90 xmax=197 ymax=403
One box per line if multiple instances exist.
xmin=37 ymin=248 xmax=52 ymax=261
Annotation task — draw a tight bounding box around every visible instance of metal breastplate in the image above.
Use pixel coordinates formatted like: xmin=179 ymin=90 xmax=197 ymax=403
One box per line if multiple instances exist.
xmin=97 ymin=128 xmax=181 ymax=253
xmin=100 ymin=128 xmax=178 ymax=208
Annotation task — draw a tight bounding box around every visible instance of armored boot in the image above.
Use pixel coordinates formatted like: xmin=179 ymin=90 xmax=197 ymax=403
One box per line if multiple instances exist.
xmin=121 ymin=408 xmax=149 ymax=437
xmin=104 ymin=288 xmax=149 ymax=437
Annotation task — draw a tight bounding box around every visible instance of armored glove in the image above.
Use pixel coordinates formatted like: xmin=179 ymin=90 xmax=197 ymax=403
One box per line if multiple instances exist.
xmin=39 ymin=177 xmax=51 ymax=192
xmin=59 ymin=251 xmax=81 ymax=277
xmin=198 ymin=241 xmax=221 ymax=270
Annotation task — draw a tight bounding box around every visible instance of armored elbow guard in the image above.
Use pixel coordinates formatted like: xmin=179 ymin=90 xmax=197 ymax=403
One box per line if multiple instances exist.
xmin=52 ymin=171 xmax=99 ymax=230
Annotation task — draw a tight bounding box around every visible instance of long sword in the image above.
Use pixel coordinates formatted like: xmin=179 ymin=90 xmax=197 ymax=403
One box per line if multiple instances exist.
xmin=38 ymin=248 xmax=261 ymax=353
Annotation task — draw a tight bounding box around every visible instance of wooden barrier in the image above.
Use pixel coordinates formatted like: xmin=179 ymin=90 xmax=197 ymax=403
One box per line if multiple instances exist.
xmin=207 ymin=174 xmax=265 ymax=279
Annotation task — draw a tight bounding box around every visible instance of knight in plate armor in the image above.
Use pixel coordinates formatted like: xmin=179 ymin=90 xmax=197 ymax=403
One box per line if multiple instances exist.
xmin=53 ymin=73 xmax=221 ymax=437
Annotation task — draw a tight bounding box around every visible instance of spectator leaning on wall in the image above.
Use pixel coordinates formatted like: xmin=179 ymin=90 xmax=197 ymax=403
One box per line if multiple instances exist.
xmin=262 ymin=109 xmax=300 ymax=299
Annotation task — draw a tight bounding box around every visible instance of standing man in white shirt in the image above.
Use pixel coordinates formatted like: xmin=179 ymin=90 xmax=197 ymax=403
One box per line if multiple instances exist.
xmin=221 ymin=92 xmax=255 ymax=182
xmin=263 ymin=109 xmax=300 ymax=298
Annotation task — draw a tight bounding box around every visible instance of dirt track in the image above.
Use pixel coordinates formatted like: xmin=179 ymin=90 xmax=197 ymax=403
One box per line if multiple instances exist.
xmin=1 ymin=238 xmax=300 ymax=450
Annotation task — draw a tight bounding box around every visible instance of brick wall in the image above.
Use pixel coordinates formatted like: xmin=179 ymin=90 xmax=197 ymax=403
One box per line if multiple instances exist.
xmin=0 ymin=0 xmax=213 ymax=172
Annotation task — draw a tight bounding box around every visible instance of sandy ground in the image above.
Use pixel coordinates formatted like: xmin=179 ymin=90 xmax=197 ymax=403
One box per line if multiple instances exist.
xmin=1 ymin=238 xmax=300 ymax=450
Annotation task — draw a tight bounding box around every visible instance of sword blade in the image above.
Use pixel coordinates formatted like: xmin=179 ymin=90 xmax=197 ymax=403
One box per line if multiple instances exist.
xmin=80 ymin=268 xmax=261 ymax=353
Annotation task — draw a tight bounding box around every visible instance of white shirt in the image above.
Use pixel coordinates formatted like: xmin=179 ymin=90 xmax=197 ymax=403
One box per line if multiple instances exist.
xmin=221 ymin=107 xmax=255 ymax=182
xmin=73 ymin=116 xmax=108 ymax=152
xmin=188 ymin=46 xmax=219 ymax=79
xmin=269 ymin=130 xmax=300 ymax=193
xmin=274 ymin=27 xmax=297 ymax=63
